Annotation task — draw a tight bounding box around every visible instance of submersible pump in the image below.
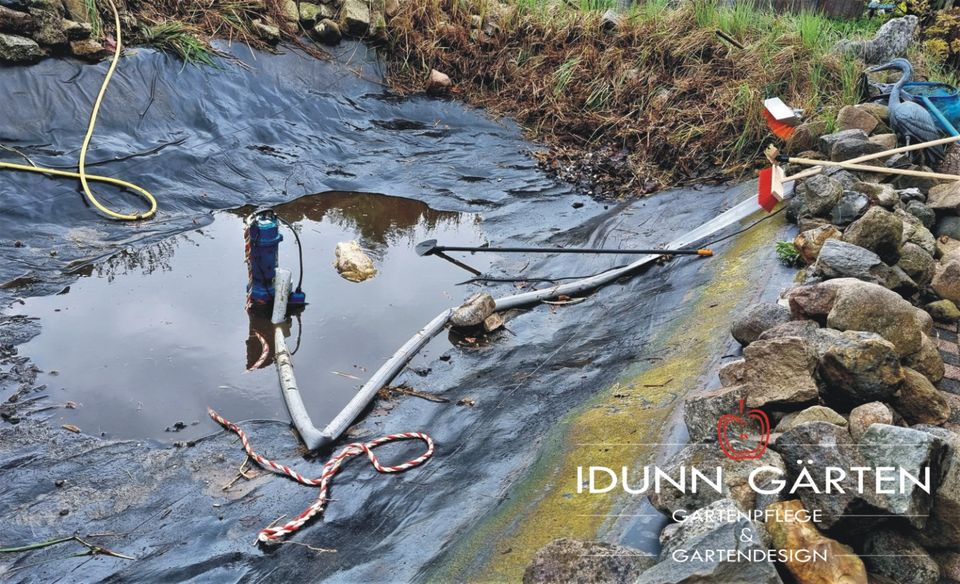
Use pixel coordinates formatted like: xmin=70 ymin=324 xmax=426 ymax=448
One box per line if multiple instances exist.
xmin=244 ymin=210 xmax=306 ymax=310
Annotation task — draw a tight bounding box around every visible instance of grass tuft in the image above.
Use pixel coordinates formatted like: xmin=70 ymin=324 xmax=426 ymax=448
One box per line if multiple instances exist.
xmin=142 ymin=22 xmax=218 ymax=67
xmin=776 ymin=241 xmax=802 ymax=267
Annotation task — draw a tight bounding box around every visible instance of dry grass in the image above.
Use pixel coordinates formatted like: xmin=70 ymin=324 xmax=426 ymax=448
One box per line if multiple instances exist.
xmin=383 ymin=0 xmax=880 ymax=195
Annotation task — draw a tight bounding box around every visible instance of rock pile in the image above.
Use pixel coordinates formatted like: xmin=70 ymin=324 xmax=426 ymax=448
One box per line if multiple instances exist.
xmin=525 ymin=121 xmax=960 ymax=583
xmin=0 ymin=0 xmax=392 ymax=64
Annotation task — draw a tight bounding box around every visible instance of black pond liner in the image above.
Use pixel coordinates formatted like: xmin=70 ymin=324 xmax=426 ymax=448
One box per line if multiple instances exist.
xmin=0 ymin=42 xmax=793 ymax=582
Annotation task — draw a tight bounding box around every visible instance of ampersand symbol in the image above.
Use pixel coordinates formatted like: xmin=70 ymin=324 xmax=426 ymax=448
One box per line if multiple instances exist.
xmin=739 ymin=527 xmax=754 ymax=544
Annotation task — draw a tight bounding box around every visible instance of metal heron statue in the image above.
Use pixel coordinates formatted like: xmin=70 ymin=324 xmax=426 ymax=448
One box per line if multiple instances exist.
xmin=865 ymin=58 xmax=944 ymax=164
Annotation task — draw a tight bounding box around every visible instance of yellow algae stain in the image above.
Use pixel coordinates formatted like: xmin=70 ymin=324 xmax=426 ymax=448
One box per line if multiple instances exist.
xmin=427 ymin=212 xmax=784 ymax=583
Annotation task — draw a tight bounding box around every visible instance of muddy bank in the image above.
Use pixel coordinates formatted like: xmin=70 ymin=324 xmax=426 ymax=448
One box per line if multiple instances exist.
xmin=0 ymin=41 xmax=797 ymax=582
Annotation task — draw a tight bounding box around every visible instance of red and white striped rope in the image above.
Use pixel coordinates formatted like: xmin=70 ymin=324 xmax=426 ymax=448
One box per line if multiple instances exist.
xmin=208 ymin=407 xmax=435 ymax=544
xmin=246 ymin=331 xmax=270 ymax=372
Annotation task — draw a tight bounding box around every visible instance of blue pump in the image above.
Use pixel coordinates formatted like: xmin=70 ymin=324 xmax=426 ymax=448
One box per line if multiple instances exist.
xmin=245 ymin=210 xmax=306 ymax=311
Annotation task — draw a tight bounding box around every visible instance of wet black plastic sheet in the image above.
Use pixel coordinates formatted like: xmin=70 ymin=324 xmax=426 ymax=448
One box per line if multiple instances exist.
xmin=0 ymin=42 xmax=792 ymax=582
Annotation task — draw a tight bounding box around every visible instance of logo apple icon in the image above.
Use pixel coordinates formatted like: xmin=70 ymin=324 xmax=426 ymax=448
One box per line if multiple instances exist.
xmin=717 ymin=399 xmax=771 ymax=461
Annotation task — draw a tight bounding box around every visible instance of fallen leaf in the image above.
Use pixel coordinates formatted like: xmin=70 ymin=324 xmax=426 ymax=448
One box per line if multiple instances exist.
xmin=62 ymin=424 xmax=81 ymax=433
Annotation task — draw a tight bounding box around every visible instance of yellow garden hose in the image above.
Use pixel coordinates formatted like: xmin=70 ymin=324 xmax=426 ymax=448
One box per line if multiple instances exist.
xmin=0 ymin=0 xmax=157 ymax=221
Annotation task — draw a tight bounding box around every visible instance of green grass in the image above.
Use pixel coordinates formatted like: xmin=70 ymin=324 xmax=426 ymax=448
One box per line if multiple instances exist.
xmin=85 ymin=0 xmax=102 ymax=38
xmin=142 ymin=22 xmax=217 ymax=67
xmin=552 ymin=56 xmax=580 ymax=98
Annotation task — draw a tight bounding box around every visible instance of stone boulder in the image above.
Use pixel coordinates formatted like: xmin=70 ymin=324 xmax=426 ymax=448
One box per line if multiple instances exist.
xmin=812 ymin=239 xmax=890 ymax=285
xmin=788 ymin=279 xmax=926 ymax=356
xmin=905 ymin=201 xmax=936 ymax=229
xmin=451 ymin=292 xmax=495 ymax=327
xmin=819 ymin=129 xmax=869 ymax=157
xmin=902 ymin=333 xmax=945 ymax=383
xmin=818 ymin=330 xmax=903 ymax=408
xmin=835 ymin=15 xmax=917 ymax=63
xmin=926 ymin=299 xmax=960 ymax=322
xmin=852 ymin=181 xmax=898 ymax=208
xmin=843 ymin=206 xmax=903 ymax=264
xmin=339 ymin=0 xmax=371 ymax=36
xmin=426 ymin=69 xmax=452 ymax=95
xmin=927 ymin=181 xmax=960 ymax=214
xmin=915 ymin=426 xmax=960 ymax=547
xmin=334 ymin=241 xmax=377 ymax=282
xmin=862 ymin=529 xmax=940 ymax=584
xmin=831 ymin=137 xmax=885 ymax=162
xmin=897 ymin=242 xmax=935 ymax=287
xmin=797 ymin=174 xmax=844 ymax=218
xmin=892 ymin=368 xmax=949 ymax=425
xmin=900 ymin=187 xmax=926 ymax=203
xmin=932 ymin=259 xmax=960 ymax=304
xmin=765 ymin=499 xmax=868 ymax=584
xmin=683 ymin=385 xmax=746 ymax=443
xmin=837 ymin=105 xmax=879 ymax=134
xmin=774 ymin=405 xmax=847 ymax=433
xmin=938 ymin=216 xmax=960 ymax=241
xmin=717 ymin=337 xmax=820 ymax=408
xmin=730 ymin=302 xmax=791 ymax=346
xmin=898 ymin=210 xmax=937 ymax=256
xmin=639 ymin=499 xmax=782 ymax=584
xmin=648 ymin=441 xmax=786 ymax=516
xmin=795 ymin=225 xmax=842 ymax=264
xmin=0 ymin=5 xmax=33 ymax=33
xmin=774 ymin=422 xmax=884 ymax=529
xmin=849 ymin=402 xmax=893 ymax=442
xmin=786 ymin=121 xmax=827 ymax=155
xmin=0 ymin=32 xmax=42 ymax=63
xmin=859 ymin=424 xmax=946 ymax=529
xmin=523 ymin=538 xmax=655 ymax=584
xmin=758 ymin=319 xmax=821 ymax=342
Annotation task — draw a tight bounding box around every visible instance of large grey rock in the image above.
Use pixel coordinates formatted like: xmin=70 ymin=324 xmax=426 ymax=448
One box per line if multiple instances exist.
xmin=639 ymin=499 xmax=782 ymax=584
xmin=853 ymin=181 xmax=898 ymax=208
xmin=849 ymin=401 xmax=893 ymax=442
xmin=894 ymin=165 xmax=939 ymax=192
xmin=0 ymin=5 xmax=32 ymax=32
xmin=683 ymin=385 xmax=746 ymax=443
xmin=927 ymin=181 xmax=960 ymax=214
xmin=863 ymin=529 xmax=940 ymax=584
xmin=859 ymin=424 xmax=946 ymax=529
xmin=835 ymin=15 xmax=918 ymax=64
xmin=843 ymin=206 xmax=903 ymax=264
xmin=837 ymin=105 xmax=879 ymax=134
xmin=774 ymin=422 xmax=883 ymax=529
xmin=898 ymin=209 xmax=937 ymax=255
xmin=926 ymin=299 xmax=960 ymax=322
xmin=788 ymin=278 xmax=926 ymax=356
xmin=892 ymin=367 xmax=949 ymax=425
xmin=937 ymin=215 xmax=960 ymax=241
xmin=897 ymin=242 xmax=935 ymax=287
xmin=900 ymin=187 xmax=926 ymax=204
xmin=830 ymin=191 xmax=870 ymax=227
xmin=730 ymin=302 xmax=790 ymax=346
xmin=0 ymin=32 xmax=41 ymax=62
xmin=716 ymin=337 xmax=819 ymax=408
xmin=648 ymin=442 xmax=786 ymax=516
xmin=916 ymin=426 xmax=960 ymax=547
xmin=818 ymin=330 xmax=904 ymax=408
xmin=757 ymin=319 xmax=821 ymax=342
xmin=27 ymin=6 xmax=65 ymax=46
xmin=451 ymin=292 xmax=496 ymax=327
xmin=906 ymin=201 xmax=936 ymax=229
xmin=339 ymin=0 xmax=371 ymax=36
xmin=831 ymin=137 xmax=885 ymax=162
xmin=797 ymin=174 xmax=844 ymax=218
xmin=819 ymin=129 xmax=869 ymax=157
xmin=523 ymin=538 xmax=655 ymax=584
xmin=774 ymin=405 xmax=847 ymax=432
xmin=933 ymin=259 xmax=960 ymax=304
xmin=812 ymin=239 xmax=889 ymax=285
xmin=902 ymin=333 xmax=945 ymax=383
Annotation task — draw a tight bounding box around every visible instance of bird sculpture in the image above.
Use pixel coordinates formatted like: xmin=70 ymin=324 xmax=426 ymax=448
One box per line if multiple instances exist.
xmin=865 ymin=58 xmax=944 ymax=164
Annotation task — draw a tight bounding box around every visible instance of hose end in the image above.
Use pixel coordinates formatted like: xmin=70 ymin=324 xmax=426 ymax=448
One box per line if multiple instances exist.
xmin=697 ymin=249 xmax=714 ymax=257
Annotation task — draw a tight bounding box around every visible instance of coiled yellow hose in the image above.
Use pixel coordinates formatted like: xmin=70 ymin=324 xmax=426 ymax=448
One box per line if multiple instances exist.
xmin=0 ymin=0 xmax=157 ymax=221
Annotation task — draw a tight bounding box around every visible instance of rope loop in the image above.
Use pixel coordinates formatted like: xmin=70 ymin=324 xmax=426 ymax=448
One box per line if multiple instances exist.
xmin=208 ymin=408 xmax=434 ymax=544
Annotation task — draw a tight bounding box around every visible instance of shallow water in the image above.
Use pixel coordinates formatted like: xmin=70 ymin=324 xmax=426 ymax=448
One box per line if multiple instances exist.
xmin=10 ymin=191 xmax=490 ymax=441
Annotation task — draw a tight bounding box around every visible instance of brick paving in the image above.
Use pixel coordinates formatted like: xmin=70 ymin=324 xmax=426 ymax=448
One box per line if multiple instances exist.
xmin=935 ymin=321 xmax=960 ymax=396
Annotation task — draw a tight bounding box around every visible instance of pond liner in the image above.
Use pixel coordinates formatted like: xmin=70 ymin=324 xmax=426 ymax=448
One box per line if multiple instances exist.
xmin=294 ymin=196 xmax=768 ymax=451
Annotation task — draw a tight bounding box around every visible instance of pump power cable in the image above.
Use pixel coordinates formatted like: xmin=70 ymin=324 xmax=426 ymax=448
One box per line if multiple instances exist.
xmin=0 ymin=0 xmax=157 ymax=221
